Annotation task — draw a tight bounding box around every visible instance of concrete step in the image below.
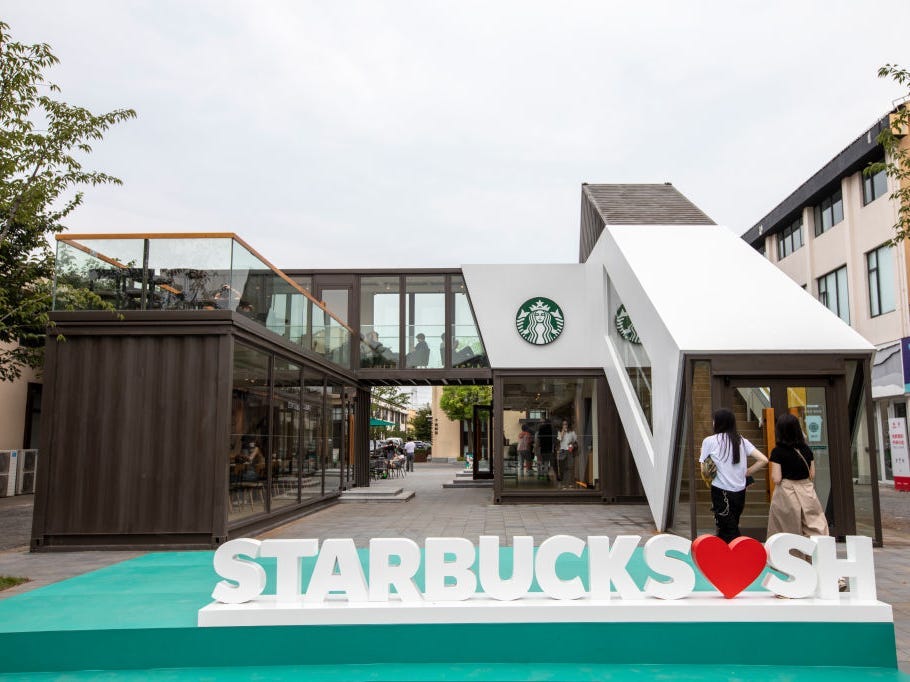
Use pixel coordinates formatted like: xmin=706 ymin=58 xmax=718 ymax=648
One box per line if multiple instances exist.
xmin=443 ymin=479 xmax=493 ymax=488
xmin=338 ymin=488 xmax=415 ymax=502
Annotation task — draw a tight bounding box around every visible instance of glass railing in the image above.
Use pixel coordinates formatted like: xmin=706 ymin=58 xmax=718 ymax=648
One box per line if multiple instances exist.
xmin=53 ymin=233 xmax=353 ymax=368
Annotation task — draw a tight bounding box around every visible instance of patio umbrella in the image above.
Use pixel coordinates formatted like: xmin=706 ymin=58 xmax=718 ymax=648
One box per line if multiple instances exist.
xmin=370 ymin=417 xmax=396 ymax=428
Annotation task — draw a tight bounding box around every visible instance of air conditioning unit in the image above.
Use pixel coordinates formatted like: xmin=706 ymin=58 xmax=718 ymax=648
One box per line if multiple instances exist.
xmin=0 ymin=450 xmax=18 ymax=498
xmin=16 ymin=449 xmax=37 ymax=495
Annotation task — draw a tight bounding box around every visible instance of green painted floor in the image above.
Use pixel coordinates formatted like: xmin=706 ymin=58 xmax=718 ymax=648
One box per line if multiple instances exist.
xmin=0 ymin=549 xmax=905 ymax=680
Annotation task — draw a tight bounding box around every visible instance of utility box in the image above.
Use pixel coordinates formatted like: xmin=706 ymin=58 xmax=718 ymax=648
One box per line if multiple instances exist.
xmin=0 ymin=450 xmax=18 ymax=497
xmin=16 ymin=449 xmax=38 ymax=495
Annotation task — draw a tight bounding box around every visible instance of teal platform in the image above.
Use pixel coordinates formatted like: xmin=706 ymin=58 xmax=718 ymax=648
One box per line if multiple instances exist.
xmin=0 ymin=549 xmax=903 ymax=680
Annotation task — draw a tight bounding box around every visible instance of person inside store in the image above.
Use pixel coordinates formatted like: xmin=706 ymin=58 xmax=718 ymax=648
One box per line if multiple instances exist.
xmin=406 ymin=333 xmax=431 ymax=367
xmin=699 ymin=408 xmax=768 ymax=542
xmin=518 ymin=423 xmax=534 ymax=474
xmin=535 ymin=420 xmax=556 ymax=481
xmin=362 ymin=330 xmax=397 ymax=367
xmin=557 ymin=419 xmax=578 ymax=487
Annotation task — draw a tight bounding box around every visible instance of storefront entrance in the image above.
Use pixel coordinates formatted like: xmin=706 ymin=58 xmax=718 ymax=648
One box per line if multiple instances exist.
xmin=673 ymin=358 xmax=881 ymax=540
xmin=709 ymin=380 xmax=842 ymax=540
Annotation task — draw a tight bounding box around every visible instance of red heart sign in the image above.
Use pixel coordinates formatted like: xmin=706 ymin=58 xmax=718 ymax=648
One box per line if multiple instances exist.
xmin=691 ymin=535 xmax=767 ymax=599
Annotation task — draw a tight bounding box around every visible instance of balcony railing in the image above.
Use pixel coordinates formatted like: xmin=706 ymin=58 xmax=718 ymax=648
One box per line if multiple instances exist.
xmin=54 ymin=233 xmax=353 ymax=368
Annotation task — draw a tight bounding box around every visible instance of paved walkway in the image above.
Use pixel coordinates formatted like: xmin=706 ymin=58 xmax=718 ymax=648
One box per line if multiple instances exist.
xmin=2 ymin=461 xmax=910 ymax=671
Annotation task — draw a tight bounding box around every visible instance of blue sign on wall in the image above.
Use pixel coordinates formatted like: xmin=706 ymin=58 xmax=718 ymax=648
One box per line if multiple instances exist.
xmin=901 ymin=337 xmax=910 ymax=392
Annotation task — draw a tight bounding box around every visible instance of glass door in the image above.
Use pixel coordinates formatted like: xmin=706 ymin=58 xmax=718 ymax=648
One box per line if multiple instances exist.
xmin=712 ymin=380 xmax=840 ymax=540
xmin=473 ymin=404 xmax=493 ymax=479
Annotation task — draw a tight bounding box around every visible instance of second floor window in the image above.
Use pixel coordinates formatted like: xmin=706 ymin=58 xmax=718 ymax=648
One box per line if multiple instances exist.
xmin=814 ymin=188 xmax=844 ymax=236
xmin=863 ymin=166 xmax=888 ymax=205
xmin=777 ymin=217 xmax=803 ymax=260
xmin=817 ymin=265 xmax=850 ymax=324
xmin=868 ymin=244 xmax=896 ymax=317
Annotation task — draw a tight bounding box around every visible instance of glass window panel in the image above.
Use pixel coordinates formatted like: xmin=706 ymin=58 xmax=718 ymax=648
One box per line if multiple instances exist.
xmin=818 ymin=266 xmax=849 ymax=324
xmin=832 ymin=192 xmax=844 ymax=225
xmin=835 ymin=266 xmax=850 ymax=323
xmin=314 ymin=289 xmax=351 ymax=368
xmin=229 ymin=343 xmax=270 ymax=522
xmin=360 ymin=276 xmax=400 ymax=368
xmin=270 ymin=358 xmax=302 ymax=511
xmin=868 ymin=244 xmax=895 ymax=317
xmin=606 ymin=273 xmax=652 ymax=431
xmin=302 ymin=369 xmax=325 ymax=500
xmin=324 ymin=381 xmax=347 ymax=494
xmin=501 ymin=376 xmax=599 ymax=492
xmin=878 ymin=246 xmax=896 ymax=314
xmin=873 ymin=168 xmax=888 ymax=200
xmin=405 ymin=275 xmax=445 ymax=368
xmin=451 ymin=275 xmax=489 ymax=368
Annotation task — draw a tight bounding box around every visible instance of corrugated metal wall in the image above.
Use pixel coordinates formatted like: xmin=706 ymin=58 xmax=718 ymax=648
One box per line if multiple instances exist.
xmin=33 ymin=331 xmax=230 ymax=548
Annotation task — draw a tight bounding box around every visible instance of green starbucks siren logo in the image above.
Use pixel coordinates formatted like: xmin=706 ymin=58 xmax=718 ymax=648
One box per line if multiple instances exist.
xmin=516 ymin=297 xmax=564 ymax=345
xmin=614 ymin=304 xmax=641 ymax=344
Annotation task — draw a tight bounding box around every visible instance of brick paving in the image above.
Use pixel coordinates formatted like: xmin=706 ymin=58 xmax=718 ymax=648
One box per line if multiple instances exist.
xmin=2 ymin=460 xmax=910 ymax=671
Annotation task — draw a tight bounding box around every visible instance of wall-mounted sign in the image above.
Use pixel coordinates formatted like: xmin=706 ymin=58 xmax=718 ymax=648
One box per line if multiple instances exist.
xmin=516 ymin=298 xmax=564 ymax=345
xmin=889 ymin=417 xmax=910 ymax=491
xmin=198 ymin=532 xmax=878 ymax=627
xmin=614 ymin=305 xmax=641 ymax=345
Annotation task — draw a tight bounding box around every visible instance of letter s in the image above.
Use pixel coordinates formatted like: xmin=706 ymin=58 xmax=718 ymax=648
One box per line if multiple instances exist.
xmin=211 ymin=538 xmax=267 ymax=604
xmin=643 ymin=534 xmax=695 ymax=600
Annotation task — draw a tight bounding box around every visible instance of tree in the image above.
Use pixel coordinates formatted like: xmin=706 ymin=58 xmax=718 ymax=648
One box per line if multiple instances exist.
xmin=438 ymin=385 xmax=492 ymax=422
xmin=866 ymin=64 xmax=910 ymax=243
xmin=369 ymin=386 xmax=411 ymax=441
xmin=0 ymin=21 xmax=136 ymax=381
xmin=370 ymin=386 xmax=411 ymax=413
xmin=410 ymin=405 xmax=432 ymax=443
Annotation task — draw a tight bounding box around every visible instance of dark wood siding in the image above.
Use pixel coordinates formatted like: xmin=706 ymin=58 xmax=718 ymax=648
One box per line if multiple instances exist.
xmin=579 ymin=188 xmax=605 ymax=264
xmin=33 ymin=328 xmax=229 ymax=548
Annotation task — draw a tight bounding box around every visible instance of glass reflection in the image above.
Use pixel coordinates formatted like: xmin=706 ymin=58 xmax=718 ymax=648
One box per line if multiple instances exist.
xmin=406 ymin=276 xmax=444 ymax=368
xmin=360 ymin=276 xmax=400 ymax=368
xmin=501 ymin=376 xmax=599 ymax=491
xmin=451 ymin=275 xmax=488 ymax=368
xmin=271 ymin=359 xmax=302 ymax=511
xmin=229 ymin=343 xmax=270 ymax=521
xmin=303 ymin=369 xmax=325 ymax=499
xmin=54 ymin=236 xmax=351 ymax=370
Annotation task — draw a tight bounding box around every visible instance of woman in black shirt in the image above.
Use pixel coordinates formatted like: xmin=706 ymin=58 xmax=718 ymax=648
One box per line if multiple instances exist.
xmin=766 ymin=413 xmax=828 ymax=538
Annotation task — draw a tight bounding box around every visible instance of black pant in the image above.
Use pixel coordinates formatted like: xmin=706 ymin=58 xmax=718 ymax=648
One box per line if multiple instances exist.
xmin=710 ymin=485 xmax=746 ymax=543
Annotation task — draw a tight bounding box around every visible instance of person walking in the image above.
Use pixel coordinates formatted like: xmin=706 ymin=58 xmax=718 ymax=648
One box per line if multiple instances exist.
xmin=404 ymin=437 xmax=416 ymax=472
xmin=557 ymin=419 xmax=578 ymax=487
xmin=699 ymin=408 xmax=768 ymax=542
xmin=766 ymin=413 xmax=829 ymax=538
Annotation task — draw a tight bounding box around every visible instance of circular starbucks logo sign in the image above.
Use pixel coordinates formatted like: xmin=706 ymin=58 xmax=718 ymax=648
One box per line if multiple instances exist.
xmin=614 ymin=304 xmax=641 ymax=344
xmin=516 ymin=297 xmax=564 ymax=345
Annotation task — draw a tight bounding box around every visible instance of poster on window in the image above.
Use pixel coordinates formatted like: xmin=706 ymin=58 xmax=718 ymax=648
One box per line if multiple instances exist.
xmin=889 ymin=418 xmax=910 ymax=491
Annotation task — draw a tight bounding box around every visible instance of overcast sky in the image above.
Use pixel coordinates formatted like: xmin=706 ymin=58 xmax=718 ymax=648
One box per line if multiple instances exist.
xmin=5 ymin=1 xmax=909 ymax=269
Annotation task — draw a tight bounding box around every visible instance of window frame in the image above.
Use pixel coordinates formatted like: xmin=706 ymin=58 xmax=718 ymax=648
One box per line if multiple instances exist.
xmin=867 ymin=243 xmax=896 ymax=317
xmin=777 ymin=217 xmax=803 ymax=260
xmin=862 ymin=166 xmax=888 ymax=206
xmin=817 ymin=265 xmax=850 ymax=324
xmin=813 ymin=188 xmax=844 ymax=237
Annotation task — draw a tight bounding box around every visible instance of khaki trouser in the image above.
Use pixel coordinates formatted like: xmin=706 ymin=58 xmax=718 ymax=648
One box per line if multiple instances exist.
xmin=767 ymin=478 xmax=829 ymax=537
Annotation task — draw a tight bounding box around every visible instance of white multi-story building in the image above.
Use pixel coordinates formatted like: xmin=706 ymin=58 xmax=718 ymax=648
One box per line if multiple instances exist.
xmin=743 ymin=105 xmax=909 ymax=481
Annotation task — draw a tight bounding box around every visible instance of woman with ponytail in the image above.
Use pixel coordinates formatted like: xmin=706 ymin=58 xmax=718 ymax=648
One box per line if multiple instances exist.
xmin=699 ymin=408 xmax=768 ymax=542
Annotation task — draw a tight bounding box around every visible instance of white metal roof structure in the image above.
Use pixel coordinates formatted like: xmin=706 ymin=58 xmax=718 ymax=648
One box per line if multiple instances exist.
xmin=464 ymin=217 xmax=873 ymax=529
